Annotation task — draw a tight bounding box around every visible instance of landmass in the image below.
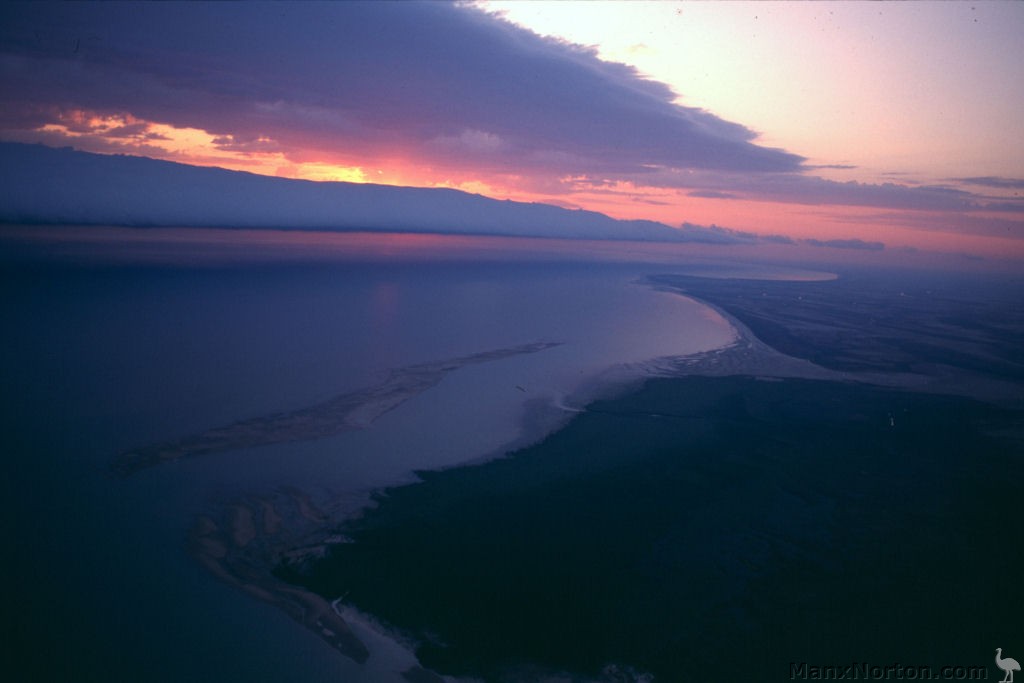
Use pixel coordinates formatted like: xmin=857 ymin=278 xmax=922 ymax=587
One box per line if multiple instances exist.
xmin=194 ymin=267 xmax=1024 ymax=681
xmin=113 ymin=341 xmax=562 ymax=474
xmin=648 ymin=270 xmax=1024 ymax=402
xmin=276 ymin=373 xmax=1022 ymax=681
xmin=189 ymin=488 xmax=370 ymax=664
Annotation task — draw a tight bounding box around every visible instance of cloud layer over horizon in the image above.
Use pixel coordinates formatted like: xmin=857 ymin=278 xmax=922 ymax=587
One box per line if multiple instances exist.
xmin=1 ymin=1 xmax=1021 ymax=256
xmin=0 ymin=141 xmax=901 ymax=256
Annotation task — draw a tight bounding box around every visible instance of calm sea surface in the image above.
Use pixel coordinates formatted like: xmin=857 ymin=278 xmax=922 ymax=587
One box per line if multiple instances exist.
xmin=0 ymin=229 xmax=756 ymax=682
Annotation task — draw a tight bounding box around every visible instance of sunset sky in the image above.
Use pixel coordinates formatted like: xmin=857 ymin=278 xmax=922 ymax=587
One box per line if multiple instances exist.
xmin=1 ymin=1 xmax=1022 ymax=259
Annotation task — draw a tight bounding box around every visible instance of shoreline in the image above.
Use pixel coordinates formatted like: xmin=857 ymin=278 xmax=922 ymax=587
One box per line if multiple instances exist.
xmin=182 ymin=290 xmax=873 ymax=672
xmin=182 ymin=298 xmax=807 ymax=674
xmin=656 ymin=284 xmax=1024 ymax=407
xmin=188 ymin=488 xmax=373 ymax=665
xmin=182 ymin=301 xmax=748 ymax=675
xmin=186 ymin=280 xmax=1022 ymax=678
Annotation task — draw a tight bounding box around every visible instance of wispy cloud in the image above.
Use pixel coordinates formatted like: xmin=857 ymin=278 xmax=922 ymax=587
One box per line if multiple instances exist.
xmin=949 ymin=176 xmax=1024 ymax=190
xmin=822 ymin=209 xmax=1024 ymax=240
xmin=805 ymin=164 xmax=858 ymax=171
xmin=611 ymin=169 xmax=1024 ymax=214
xmin=687 ymin=190 xmax=739 ymax=200
xmin=678 ymin=223 xmax=794 ymax=245
xmin=804 ymin=238 xmax=884 ymax=251
xmin=679 ymin=222 xmax=883 ymax=250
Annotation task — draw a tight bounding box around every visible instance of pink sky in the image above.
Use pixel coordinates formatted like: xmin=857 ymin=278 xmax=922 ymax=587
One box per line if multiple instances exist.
xmin=1 ymin=1 xmax=1022 ymax=262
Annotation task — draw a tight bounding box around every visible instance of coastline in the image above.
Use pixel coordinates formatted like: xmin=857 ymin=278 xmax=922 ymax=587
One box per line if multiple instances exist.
xmin=650 ymin=272 xmax=1024 ymax=406
xmin=180 ymin=295 xmax=751 ymax=675
xmin=649 ymin=294 xmax=926 ymax=389
xmin=188 ymin=488 xmax=372 ymax=665
xmin=182 ymin=293 xmax=816 ymax=673
xmin=180 ymin=280 xmax=851 ymax=671
xmin=271 ymin=359 xmax=1023 ymax=681
xmin=15 ymin=228 xmax=1020 ymax=683
xmin=185 ymin=271 xmax=1024 ymax=680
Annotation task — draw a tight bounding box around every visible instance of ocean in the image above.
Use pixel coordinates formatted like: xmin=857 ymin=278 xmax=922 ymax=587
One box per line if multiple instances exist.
xmin=2 ymin=228 xmax=742 ymax=682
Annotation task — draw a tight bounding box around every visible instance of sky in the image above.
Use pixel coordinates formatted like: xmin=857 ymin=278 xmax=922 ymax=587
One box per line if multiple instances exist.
xmin=1 ymin=1 xmax=1022 ymax=260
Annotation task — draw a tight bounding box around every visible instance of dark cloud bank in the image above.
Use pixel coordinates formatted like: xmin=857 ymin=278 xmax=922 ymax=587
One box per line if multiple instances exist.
xmin=0 ymin=1 xmax=802 ymax=180
xmin=2 ymin=2 xmax=1014 ymax=242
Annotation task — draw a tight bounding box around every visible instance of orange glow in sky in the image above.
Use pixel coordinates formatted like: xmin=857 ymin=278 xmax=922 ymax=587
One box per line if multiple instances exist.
xmin=3 ymin=2 xmax=1022 ymax=262
xmin=32 ymin=109 xmax=372 ymax=184
xmin=19 ymin=99 xmax=1023 ymax=260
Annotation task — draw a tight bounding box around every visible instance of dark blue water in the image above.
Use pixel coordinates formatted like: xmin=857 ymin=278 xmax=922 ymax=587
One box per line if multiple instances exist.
xmin=1 ymin=230 xmax=739 ymax=682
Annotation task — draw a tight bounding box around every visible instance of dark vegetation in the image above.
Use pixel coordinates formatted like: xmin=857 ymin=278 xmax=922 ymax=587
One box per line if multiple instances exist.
xmin=277 ymin=375 xmax=1023 ymax=681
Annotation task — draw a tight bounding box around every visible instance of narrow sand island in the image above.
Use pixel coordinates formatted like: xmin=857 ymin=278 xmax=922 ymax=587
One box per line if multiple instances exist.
xmin=113 ymin=341 xmax=562 ymax=475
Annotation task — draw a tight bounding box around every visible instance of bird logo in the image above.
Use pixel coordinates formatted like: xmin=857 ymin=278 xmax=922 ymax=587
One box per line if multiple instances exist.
xmin=996 ymin=649 xmax=1021 ymax=683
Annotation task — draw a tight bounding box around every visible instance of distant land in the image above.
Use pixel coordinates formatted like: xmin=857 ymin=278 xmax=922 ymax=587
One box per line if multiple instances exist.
xmin=0 ymin=142 xmax=684 ymax=242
